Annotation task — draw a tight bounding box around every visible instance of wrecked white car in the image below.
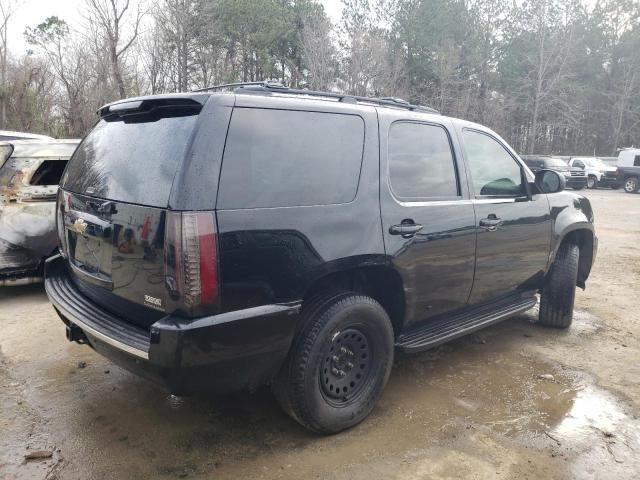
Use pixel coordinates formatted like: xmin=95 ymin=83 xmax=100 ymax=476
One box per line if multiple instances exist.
xmin=0 ymin=139 xmax=79 ymax=285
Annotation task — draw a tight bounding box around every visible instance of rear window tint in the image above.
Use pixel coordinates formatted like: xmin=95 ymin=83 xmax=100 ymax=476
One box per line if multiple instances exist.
xmin=388 ymin=122 xmax=458 ymax=199
xmin=218 ymin=108 xmax=364 ymax=209
xmin=62 ymin=112 xmax=199 ymax=207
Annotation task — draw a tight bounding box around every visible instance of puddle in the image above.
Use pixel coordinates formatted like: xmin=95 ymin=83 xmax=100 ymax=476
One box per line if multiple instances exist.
xmin=525 ymin=301 xmax=601 ymax=335
xmin=387 ymin=343 xmax=640 ymax=476
xmin=554 ymin=384 xmax=626 ymax=439
xmin=570 ymin=309 xmax=603 ymax=335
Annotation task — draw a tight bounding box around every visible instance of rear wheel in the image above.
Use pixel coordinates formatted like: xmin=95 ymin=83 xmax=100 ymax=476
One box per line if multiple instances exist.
xmin=538 ymin=243 xmax=579 ymax=329
xmin=624 ymin=176 xmax=639 ymax=193
xmin=273 ymin=293 xmax=394 ymax=434
xmin=587 ymin=175 xmax=597 ymax=189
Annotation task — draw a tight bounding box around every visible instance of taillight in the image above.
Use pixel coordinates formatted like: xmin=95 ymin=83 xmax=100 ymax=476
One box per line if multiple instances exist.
xmin=56 ymin=189 xmax=69 ymax=256
xmin=165 ymin=211 xmax=219 ymax=316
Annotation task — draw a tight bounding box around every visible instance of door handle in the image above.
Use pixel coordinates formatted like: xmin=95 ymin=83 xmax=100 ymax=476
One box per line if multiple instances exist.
xmin=390 ymin=223 xmax=424 ymax=237
xmin=479 ymin=216 xmax=502 ymax=231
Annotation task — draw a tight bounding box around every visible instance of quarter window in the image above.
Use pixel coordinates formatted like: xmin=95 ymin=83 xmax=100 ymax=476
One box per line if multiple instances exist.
xmin=388 ymin=122 xmax=458 ymax=199
xmin=219 ymin=108 xmax=364 ymax=209
xmin=462 ymin=130 xmax=525 ymax=197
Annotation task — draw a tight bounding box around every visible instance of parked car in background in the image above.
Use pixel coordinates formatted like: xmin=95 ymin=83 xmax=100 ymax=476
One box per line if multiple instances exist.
xmin=0 ymin=139 xmax=79 ymax=285
xmin=521 ymin=156 xmax=588 ymax=190
xmin=45 ymin=83 xmax=596 ymax=434
xmin=0 ymin=130 xmax=53 ymax=141
xmin=617 ymin=148 xmax=640 ymax=193
xmin=568 ymin=157 xmax=619 ymax=189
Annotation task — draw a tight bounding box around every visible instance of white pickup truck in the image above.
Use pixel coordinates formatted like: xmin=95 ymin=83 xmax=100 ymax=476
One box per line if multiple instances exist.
xmin=568 ymin=157 xmax=619 ymax=189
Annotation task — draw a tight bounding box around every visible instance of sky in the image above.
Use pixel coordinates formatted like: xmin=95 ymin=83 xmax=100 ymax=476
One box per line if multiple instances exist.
xmin=6 ymin=0 xmax=344 ymax=55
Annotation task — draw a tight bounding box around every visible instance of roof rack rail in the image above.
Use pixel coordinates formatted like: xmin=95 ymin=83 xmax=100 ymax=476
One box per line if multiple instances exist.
xmin=192 ymin=81 xmax=287 ymax=93
xmin=191 ymin=81 xmax=440 ymax=114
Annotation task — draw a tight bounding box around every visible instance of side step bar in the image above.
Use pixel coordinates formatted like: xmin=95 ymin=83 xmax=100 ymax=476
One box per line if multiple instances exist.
xmin=395 ymin=295 xmax=537 ymax=353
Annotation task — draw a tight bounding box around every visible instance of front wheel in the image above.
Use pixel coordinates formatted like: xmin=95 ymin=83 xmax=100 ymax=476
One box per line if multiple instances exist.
xmin=273 ymin=293 xmax=394 ymax=434
xmin=538 ymin=243 xmax=579 ymax=328
xmin=624 ymin=176 xmax=639 ymax=193
xmin=587 ymin=175 xmax=597 ymax=189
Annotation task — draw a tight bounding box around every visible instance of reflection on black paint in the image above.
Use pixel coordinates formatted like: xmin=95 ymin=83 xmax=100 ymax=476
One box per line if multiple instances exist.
xmin=219 ymin=229 xmax=324 ymax=311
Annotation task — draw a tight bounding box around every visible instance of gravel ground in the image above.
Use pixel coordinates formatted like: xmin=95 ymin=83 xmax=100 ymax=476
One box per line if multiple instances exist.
xmin=1 ymin=188 xmax=639 ymax=480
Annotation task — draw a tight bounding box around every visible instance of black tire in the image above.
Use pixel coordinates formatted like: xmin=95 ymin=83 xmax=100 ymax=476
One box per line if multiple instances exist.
xmin=587 ymin=175 xmax=597 ymax=189
xmin=624 ymin=176 xmax=639 ymax=193
xmin=273 ymin=293 xmax=394 ymax=434
xmin=538 ymin=243 xmax=579 ymax=328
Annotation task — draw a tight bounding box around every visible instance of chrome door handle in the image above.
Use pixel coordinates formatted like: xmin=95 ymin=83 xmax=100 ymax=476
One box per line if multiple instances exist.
xmin=479 ymin=217 xmax=502 ymax=231
xmin=389 ymin=223 xmax=423 ymax=237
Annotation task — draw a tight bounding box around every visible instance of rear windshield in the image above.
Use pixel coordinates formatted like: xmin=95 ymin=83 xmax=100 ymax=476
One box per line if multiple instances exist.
xmin=62 ymin=112 xmax=199 ymax=207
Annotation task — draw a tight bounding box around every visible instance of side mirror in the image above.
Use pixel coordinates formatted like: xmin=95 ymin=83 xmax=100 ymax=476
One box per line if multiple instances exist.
xmin=535 ymin=169 xmax=566 ymax=194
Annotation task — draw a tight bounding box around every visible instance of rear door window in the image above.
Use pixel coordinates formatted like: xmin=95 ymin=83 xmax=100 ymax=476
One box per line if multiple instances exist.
xmin=62 ymin=110 xmax=200 ymax=207
xmin=218 ymin=108 xmax=364 ymax=209
xmin=388 ymin=122 xmax=459 ymax=200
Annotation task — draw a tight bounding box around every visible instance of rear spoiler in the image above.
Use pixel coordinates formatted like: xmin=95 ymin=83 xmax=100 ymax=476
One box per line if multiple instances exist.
xmin=97 ymin=95 xmax=209 ymax=118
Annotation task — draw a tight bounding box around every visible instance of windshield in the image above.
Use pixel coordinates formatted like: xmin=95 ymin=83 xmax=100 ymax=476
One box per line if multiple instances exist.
xmin=62 ymin=111 xmax=199 ymax=207
xmin=544 ymin=158 xmax=568 ymax=167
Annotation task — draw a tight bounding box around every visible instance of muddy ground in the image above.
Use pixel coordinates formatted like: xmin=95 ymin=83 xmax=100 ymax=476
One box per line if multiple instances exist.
xmin=1 ymin=188 xmax=639 ymax=480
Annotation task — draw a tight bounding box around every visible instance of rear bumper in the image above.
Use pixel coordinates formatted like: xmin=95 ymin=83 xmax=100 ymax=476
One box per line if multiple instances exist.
xmin=44 ymin=255 xmax=301 ymax=395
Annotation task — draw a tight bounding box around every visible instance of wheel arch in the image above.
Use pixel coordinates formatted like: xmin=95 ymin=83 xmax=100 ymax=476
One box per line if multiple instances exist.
xmin=301 ymin=263 xmax=406 ymax=338
xmin=554 ymin=227 xmax=595 ymax=289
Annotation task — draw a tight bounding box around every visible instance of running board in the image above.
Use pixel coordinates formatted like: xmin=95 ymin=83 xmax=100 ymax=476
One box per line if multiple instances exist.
xmin=395 ymin=295 xmax=537 ymax=353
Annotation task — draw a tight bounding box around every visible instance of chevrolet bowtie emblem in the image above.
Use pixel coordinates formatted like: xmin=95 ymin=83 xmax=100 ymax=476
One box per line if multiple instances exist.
xmin=71 ymin=218 xmax=88 ymax=235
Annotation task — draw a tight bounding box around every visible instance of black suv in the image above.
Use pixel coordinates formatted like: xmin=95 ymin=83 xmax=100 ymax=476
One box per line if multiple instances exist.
xmin=45 ymin=83 xmax=597 ymax=434
xmin=521 ymin=156 xmax=588 ymax=190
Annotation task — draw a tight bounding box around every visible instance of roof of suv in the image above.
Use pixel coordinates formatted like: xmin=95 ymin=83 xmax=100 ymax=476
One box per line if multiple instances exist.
xmin=98 ymin=81 xmax=440 ymax=118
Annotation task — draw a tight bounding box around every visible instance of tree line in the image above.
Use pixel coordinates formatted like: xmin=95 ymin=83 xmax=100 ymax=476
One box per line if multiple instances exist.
xmin=0 ymin=0 xmax=639 ymax=156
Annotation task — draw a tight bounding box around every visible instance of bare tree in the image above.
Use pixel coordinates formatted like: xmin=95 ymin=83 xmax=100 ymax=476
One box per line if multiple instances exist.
xmin=25 ymin=17 xmax=93 ymax=136
xmin=0 ymin=0 xmax=21 ymax=128
xmin=84 ymin=0 xmax=144 ymax=99
xmin=140 ymin=20 xmax=169 ymax=94
xmin=300 ymin=8 xmax=337 ymax=90
xmin=153 ymin=0 xmax=201 ymax=92
xmin=510 ymin=0 xmax=580 ymax=153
